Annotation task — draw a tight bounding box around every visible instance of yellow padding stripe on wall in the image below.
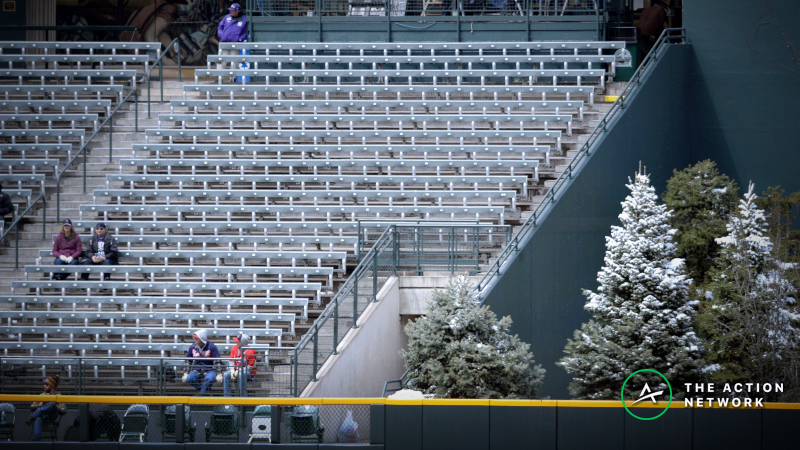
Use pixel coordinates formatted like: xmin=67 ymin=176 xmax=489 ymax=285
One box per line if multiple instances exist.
xmin=0 ymin=395 xmax=798 ymax=410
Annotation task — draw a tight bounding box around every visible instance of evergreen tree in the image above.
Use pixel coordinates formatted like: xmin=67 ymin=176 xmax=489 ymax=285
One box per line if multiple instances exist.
xmin=698 ymin=183 xmax=800 ymax=400
xmin=400 ymin=275 xmax=545 ymax=399
xmin=756 ymin=186 xmax=800 ymax=290
xmin=558 ymin=170 xmax=706 ymax=399
xmin=663 ymin=160 xmax=739 ymax=285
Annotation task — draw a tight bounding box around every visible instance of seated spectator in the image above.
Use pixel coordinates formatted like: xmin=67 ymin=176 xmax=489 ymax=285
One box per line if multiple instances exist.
xmin=52 ymin=219 xmax=82 ymax=281
xmin=25 ymin=375 xmax=67 ymax=441
xmin=80 ymin=222 xmax=118 ymax=281
xmin=182 ymin=328 xmax=221 ymax=396
xmin=218 ymin=332 xmax=257 ymax=397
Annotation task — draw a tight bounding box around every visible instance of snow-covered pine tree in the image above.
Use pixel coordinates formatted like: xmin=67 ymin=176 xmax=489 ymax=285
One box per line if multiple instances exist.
xmin=558 ymin=169 xmax=706 ymax=399
xmin=698 ymin=183 xmax=800 ymax=400
xmin=400 ymin=275 xmax=545 ymax=399
xmin=662 ymin=160 xmax=739 ymax=285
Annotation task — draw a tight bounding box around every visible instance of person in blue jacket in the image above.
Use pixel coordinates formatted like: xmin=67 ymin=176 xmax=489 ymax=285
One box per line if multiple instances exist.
xmin=217 ymin=3 xmax=247 ymax=71
xmin=182 ymin=328 xmax=222 ymax=395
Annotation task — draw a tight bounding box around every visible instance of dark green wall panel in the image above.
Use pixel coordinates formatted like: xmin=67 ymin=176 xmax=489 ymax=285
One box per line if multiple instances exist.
xmin=556 ymin=407 xmax=624 ymax=450
xmin=693 ymin=409 xmax=761 ymax=449
xmin=482 ymin=43 xmax=694 ymax=399
xmin=385 ymin=405 xmax=422 ymax=450
xmin=489 ymin=405 xmax=556 ymax=450
xmin=686 ymin=0 xmax=800 ymax=196
xmin=421 ymin=405 xmax=489 ymax=450
xmin=624 ymin=408 xmax=692 ymax=449
xmin=761 ymin=409 xmax=800 ymax=448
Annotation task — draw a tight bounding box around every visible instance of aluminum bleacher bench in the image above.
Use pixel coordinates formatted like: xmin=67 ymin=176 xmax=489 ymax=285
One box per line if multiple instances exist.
xmin=105 ymin=173 xmax=527 ymax=184
xmin=2 ymin=295 xmax=311 ymax=320
xmin=0 ymin=173 xmax=46 ymax=183
xmin=0 ymin=326 xmax=285 ymax=339
xmin=0 ymin=70 xmax=138 ymax=79
xmin=0 ymin=100 xmax=112 ymax=109
xmin=119 ymin=158 xmax=539 ymax=172
xmin=0 ymin=54 xmax=149 ymax=64
xmin=131 ymin=143 xmax=552 ymax=156
xmin=1 ymin=85 xmax=124 ymax=94
xmin=220 ymin=41 xmax=625 ymax=51
xmin=1 ymin=42 xmax=160 ymax=51
xmin=93 ymin=188 xmax=518 ymax=200
xmin=197 ymin=68 xmax=605 ymax=82
xmin=82 ymin=203 xmax=506 ymax=217
xmin=0 ymin=159 xmax=58 ymax=173
xmin=0 ymin=341 xmax=280 ymax=354
xmin=74 ymin=234 xmax=357 ymax=247
xmin=0 ymin=113 xmax=99 ymax=122
xmin=0 ymin=129 xmax=85 ymax=137
xmin=145 ymin=129 xmax=562 ymax=143
xmin=184 ymin=84 xmax=599 ymax=104
xmin=1 ymin=144 xmax=72 ymax=152
xmin=70 ymin=219 xmax=362 ymax=232
xmin=208 ymin=54 xmax=616 ymax=64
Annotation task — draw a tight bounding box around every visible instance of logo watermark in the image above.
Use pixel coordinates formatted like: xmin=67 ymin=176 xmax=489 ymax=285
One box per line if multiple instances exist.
xmin=620 ymin=369 xmax=672 ymax=421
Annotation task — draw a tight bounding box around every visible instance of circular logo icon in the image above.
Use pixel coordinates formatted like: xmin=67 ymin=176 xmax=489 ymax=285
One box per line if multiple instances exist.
xmin=620 ymin=369 xmax=672 ymax=420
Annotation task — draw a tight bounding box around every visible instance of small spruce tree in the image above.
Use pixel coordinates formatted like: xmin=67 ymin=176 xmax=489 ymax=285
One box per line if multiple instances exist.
xmin=662 ymin=160 xmax=739 ymax=285
xmin=400 ymin=275 xmax=545 ymax=399
xmin=698 ymin=183 xmax=800 ymax=400
xmin=558 ymin=169 xmax=706 ymax=399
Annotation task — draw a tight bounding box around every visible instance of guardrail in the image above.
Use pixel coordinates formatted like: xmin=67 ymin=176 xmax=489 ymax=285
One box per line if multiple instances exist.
xmin=147 ymin=38 xmax=181 ymax=119
xmin=381 ymin=369 xmax=409 ymax=397
xmin=246 ymin=0 xmax=604 ymax=42
xmin=0 ymin=354 xmax=275 ymax=397
xmin=291 ymin=223 xmax=510 ymax=396
xmin=474 ymin=28 xmax=687 ymax=300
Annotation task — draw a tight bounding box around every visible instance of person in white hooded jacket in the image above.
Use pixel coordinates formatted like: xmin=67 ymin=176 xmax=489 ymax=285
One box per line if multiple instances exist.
xmin=182 ymin=328 xmax=221 ymax=395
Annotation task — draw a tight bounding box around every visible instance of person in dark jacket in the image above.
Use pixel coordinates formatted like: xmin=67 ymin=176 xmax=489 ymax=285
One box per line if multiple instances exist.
xmin=182 ymin=328 xmax=222 ymax=395
xmin=216 ymin=3 xmax=247 ymax=71
xmin=80 ymin=222 xmax=118 ymax=281
xmin=52 ymin=219 xmax=82 ymax=280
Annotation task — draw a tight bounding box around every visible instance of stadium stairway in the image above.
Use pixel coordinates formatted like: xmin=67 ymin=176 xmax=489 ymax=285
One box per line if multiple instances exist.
xmin=0 ymin=87 xmax=173 ymax=292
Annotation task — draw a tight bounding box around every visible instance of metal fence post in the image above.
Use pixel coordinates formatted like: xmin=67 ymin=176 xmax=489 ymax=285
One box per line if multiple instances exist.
xmin=372 ymin=246 xmax=378 ymax=302
xmin=109 ymin=114 xmax=113 ymax=162
xmin=332 ymin=299 xmax=339 ymax=355
xmin=292 ymin=351 xmax=298 ymax=397
xmin=312 ymin=325 xmax=318 ymax=381
xmin=392 ymin=226 xmax=398 ymax=276
xmin=79 ymin=403 xmax=90 ymax=442
xmin=175 ymin=403 xmax=185 ymax=443
xmin=353 ymin=272 xmax=359 ymax=328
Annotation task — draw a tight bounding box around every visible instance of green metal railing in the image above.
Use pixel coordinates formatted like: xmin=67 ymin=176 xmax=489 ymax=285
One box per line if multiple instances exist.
xmin=291 ymin=223 xmax=509 ymax=396
xmin=247 ymin=0 xmax=604 ymax=42
xmin=382 ymin=369 xmax=409 ymax=397
xmin=0 ymin=355 xmax=259 ymax=397
xmin=147 ymin=38 xmax=182 ymax=119
xmin=474 ymin=28 xmax=687 ymax=301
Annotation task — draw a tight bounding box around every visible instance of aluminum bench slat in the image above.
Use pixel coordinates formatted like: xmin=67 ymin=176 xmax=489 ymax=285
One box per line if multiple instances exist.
xmin=133 ymin=143 xmax=550 ymax=153
xmin=12 ymin=280 xmax=321 ymax=290
xmin=120 ymin=158 xmax=539 ymax=168
xmin=220 ymin=41 xmax=625 ymax=50
xmin=2 ymin=295 xmax=310 ymax=307
xmin=93 ymin=188 xmax=518 ymax=199
xmin=0 ymin=311 xmax=296 ymax=322
xmin=158 ymin=113 xmax=572 ymax=123
xmin=146 ymin=129 xmax=561 ymax=139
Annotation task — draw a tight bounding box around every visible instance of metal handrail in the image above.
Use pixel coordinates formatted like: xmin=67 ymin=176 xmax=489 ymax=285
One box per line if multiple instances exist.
xmin=382 ymin=369 xmax=409 ymax=397
xmin=147 ymin=38 xmax=181 ymax=119
xmin=56 ymin=80 xmax=143 ymax=225
xmin=474 ymin=28 xmax=687 ymax=300
xmin=0 ymin=193 xmax=45 ymax=268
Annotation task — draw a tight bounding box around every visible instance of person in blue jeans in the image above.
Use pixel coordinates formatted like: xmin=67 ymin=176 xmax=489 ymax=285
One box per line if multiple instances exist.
xmin=182 ymin=328 xmax=221 ymax=395
xmin=26 ymin=375 xmax=65 ymax=440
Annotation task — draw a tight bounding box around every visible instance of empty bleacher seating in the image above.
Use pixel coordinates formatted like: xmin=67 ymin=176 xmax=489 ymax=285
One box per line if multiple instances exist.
xmin=0 ymin=40 xmax=623 ymax=396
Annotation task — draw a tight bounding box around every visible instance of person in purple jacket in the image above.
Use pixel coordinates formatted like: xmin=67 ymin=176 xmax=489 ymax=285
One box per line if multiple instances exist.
xmin=182 ymin=328 xmax=222 ymax=395
xmin=216 ymin=3 xmax=247 ymax=71
xmin=51 ymin=219 xmax=82 ymax=280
